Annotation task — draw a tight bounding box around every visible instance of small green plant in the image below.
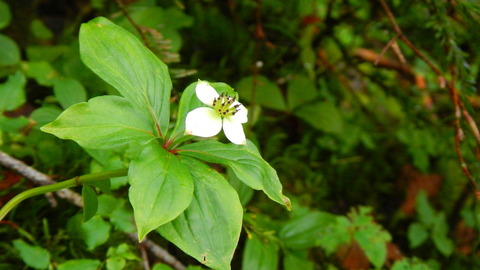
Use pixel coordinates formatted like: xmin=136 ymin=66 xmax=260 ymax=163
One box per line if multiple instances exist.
xmin=0 ymin=17 xmax=290 ymax=270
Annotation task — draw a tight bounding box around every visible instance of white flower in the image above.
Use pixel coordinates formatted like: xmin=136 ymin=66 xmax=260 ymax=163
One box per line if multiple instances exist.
xmin=185 ymin=80 xmax=248 ymax=145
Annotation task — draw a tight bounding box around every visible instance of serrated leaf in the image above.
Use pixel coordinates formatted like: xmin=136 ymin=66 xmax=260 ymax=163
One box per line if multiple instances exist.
xmin=355 ymin=228 xmax=388 ymax=268
xmin=242 ymin=234 xmax=279 ymax=270
xmin=0 ymin=71 xmax=26 ymax=111
xmin=178 ymin=140 xmax=290 ymax=209
xmin=279 ymin=211 xmax=336 ymax=249
xmin=129 ymin=143 xmax=194 ymax=241
xmin=53 ymin=78 xmax=87 ymax=109
xmin=82 ymin=185 xmax=98 ymax=222
xmin=41 ymin=95 xmax=156 ymax=149
xmin=12 ymin=239 xmax=50 ymax=269
xmin=80 ymin=17 xmax=172 ymax=135
xmin=158 ymin=157 xmax=243 ymax=270
xmin=317 ymin=216 xmax=351 ymax=254
xmin=235 ymin=76 xmax=286 ymax=110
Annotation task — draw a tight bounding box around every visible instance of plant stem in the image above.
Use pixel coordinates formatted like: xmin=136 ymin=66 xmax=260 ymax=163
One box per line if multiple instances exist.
xmin=0 ymin=168 xmax=128 ymax=221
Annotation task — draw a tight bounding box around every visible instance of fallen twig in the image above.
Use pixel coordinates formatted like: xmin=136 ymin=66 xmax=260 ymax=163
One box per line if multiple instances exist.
xmin=0 ymin=150 xmax=83 ymax=207
xmin=0 ymin=150 xmax=186 ymax=270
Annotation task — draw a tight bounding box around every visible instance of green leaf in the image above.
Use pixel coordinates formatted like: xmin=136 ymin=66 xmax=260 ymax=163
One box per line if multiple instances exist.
xmin=355 ymin=229 xmax=388 ymax=268
xmin=431 ymin=213 xmax=454 ymax=256
xmin=80 ymin=17 xmax=172 ymax=136
xmin=97 ymin=195 xmax=135 ymax=233
xmin=0 ymin=115 xmax=29 ymax=132
xmin=57 ymin=259 xmax=101 ymax=270
xmin=106 ymin=257 xmax=125 ymax=270
xmin=241 ymin=234 xmax=279 ymax=270
xmin=0 ymin=34 xmax=20 ymax=66
xmin=287 ymin=75 xmax=317 ymax=110
xmin=129 ymin=142 xmax=194 ymax=241
xmin=0 ymin=71 xmax=26 ymax=111
xmin=178 ymin=140 xmax=291 ymax=209
xmin=110 ymin=203 xmax=136 ymax=233
xmin=317 ymin=216 xmax=350 ymax=254
xmin=12 ymin=239 xmax=50 ymax=269
xmin=235 ymin=76 xmax=286 ymax=110
xmin=227 ymin=168 xmax=254 ymax=206
xmin=97 ymin=194 xmax=118 ymax=217
xmin=391 ymin=258 xmax=432 ymax=270
xmin=41 ymin=95 xmax=156 ymax=149
xmin=82 ymin=185 xmax=98 ymax=222
xmin=26 ymin=45 xmax=70 ymax=62
xmin=81 ymin=219 xmax=110 ymax=250
xmin=415 ymin=191 xmax=436 ymax=227
xmin=279 ymin=211 xmax=336 ymax=249
xmin=432 ymin=233 xmax=454 ymax=256
xmin=72 ymin=215 xmax=111 ymax=250
xmin=31 ymin=106 xmax=62 ymax=128
xmin=53 ymin=78 xmax=87 ymax=109
xmin=21 ymin=61 xmax=59 ymax=86
xmin=30 ymin=19 xmax=53 ymax=39
xmin=0 ymin=1 xmax=11 ymax=30
xmin=283 ymin=250 xmax=314 ymax=270
xmin=37 ymin=140 xmax=63 ymax=166
xmin=294 ymin=101 xmax=343 ymax=133
xmin=157 ymin=157 xmax=243 ymax=270
xmin=107 ymin=243 xmax=140 ymax=260
xmin=408 ymin=222 xmax=428 ymax=248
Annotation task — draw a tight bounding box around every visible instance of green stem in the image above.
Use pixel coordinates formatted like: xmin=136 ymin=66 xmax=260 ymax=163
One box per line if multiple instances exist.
xmin=0 ymin=168 xmax=128 ymax=221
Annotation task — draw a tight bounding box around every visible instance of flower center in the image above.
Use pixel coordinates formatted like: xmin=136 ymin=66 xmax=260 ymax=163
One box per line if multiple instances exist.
xmin=212 ymin=93 xmax=241 ymax=117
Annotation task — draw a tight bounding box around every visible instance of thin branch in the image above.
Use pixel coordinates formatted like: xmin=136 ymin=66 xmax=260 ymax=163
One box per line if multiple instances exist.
xmin=129 ymin=233 xmax=186 ymax=270
xmin=115 ymin=0 xmax=151 ymax=49
xmin=374 ymin=34 xmax=399 ymax=65
xmin=139 ymin=243 xmax=151 ymax=270
xmin=459 ymin=101 xmax=480 ymax=146
xmin=378 ymin=0 xmax=480 ymax=197
xmin=379 ymin=0 xmax=445 ymax=78
xmin=391 ymin=40 xmax=407 ymax=65
xmin=0 ymin=150 xmax=83 ymax=207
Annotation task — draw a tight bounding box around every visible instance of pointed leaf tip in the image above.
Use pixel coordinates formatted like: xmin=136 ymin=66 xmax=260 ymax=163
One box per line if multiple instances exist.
xmin=284 ymin=197 xmax=292 ymax=211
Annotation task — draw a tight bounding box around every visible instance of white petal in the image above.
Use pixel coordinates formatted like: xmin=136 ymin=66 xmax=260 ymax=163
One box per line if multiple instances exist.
xmin=196 ymin=80 xmax=219 ymax=106
xmin=230 ymin=102 xmax=248 ymax=124
xmin=223 ymin=117 xmax=246 ymax=145
xmin=185 ymin=107 xmax=222 ymax=137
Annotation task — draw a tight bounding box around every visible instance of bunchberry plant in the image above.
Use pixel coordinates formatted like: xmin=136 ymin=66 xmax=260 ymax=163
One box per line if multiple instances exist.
xmin=0 ymin=17 xmax=289 ymax=270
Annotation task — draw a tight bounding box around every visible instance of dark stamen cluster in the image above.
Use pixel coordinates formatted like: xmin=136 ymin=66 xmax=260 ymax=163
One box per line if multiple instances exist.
xmin=212 ymin=93 xmax=241 ymax=117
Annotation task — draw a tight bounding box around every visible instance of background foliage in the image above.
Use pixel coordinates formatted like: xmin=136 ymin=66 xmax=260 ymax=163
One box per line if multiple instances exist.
xmin=1 ymin=0 xmax=480 ymax=269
